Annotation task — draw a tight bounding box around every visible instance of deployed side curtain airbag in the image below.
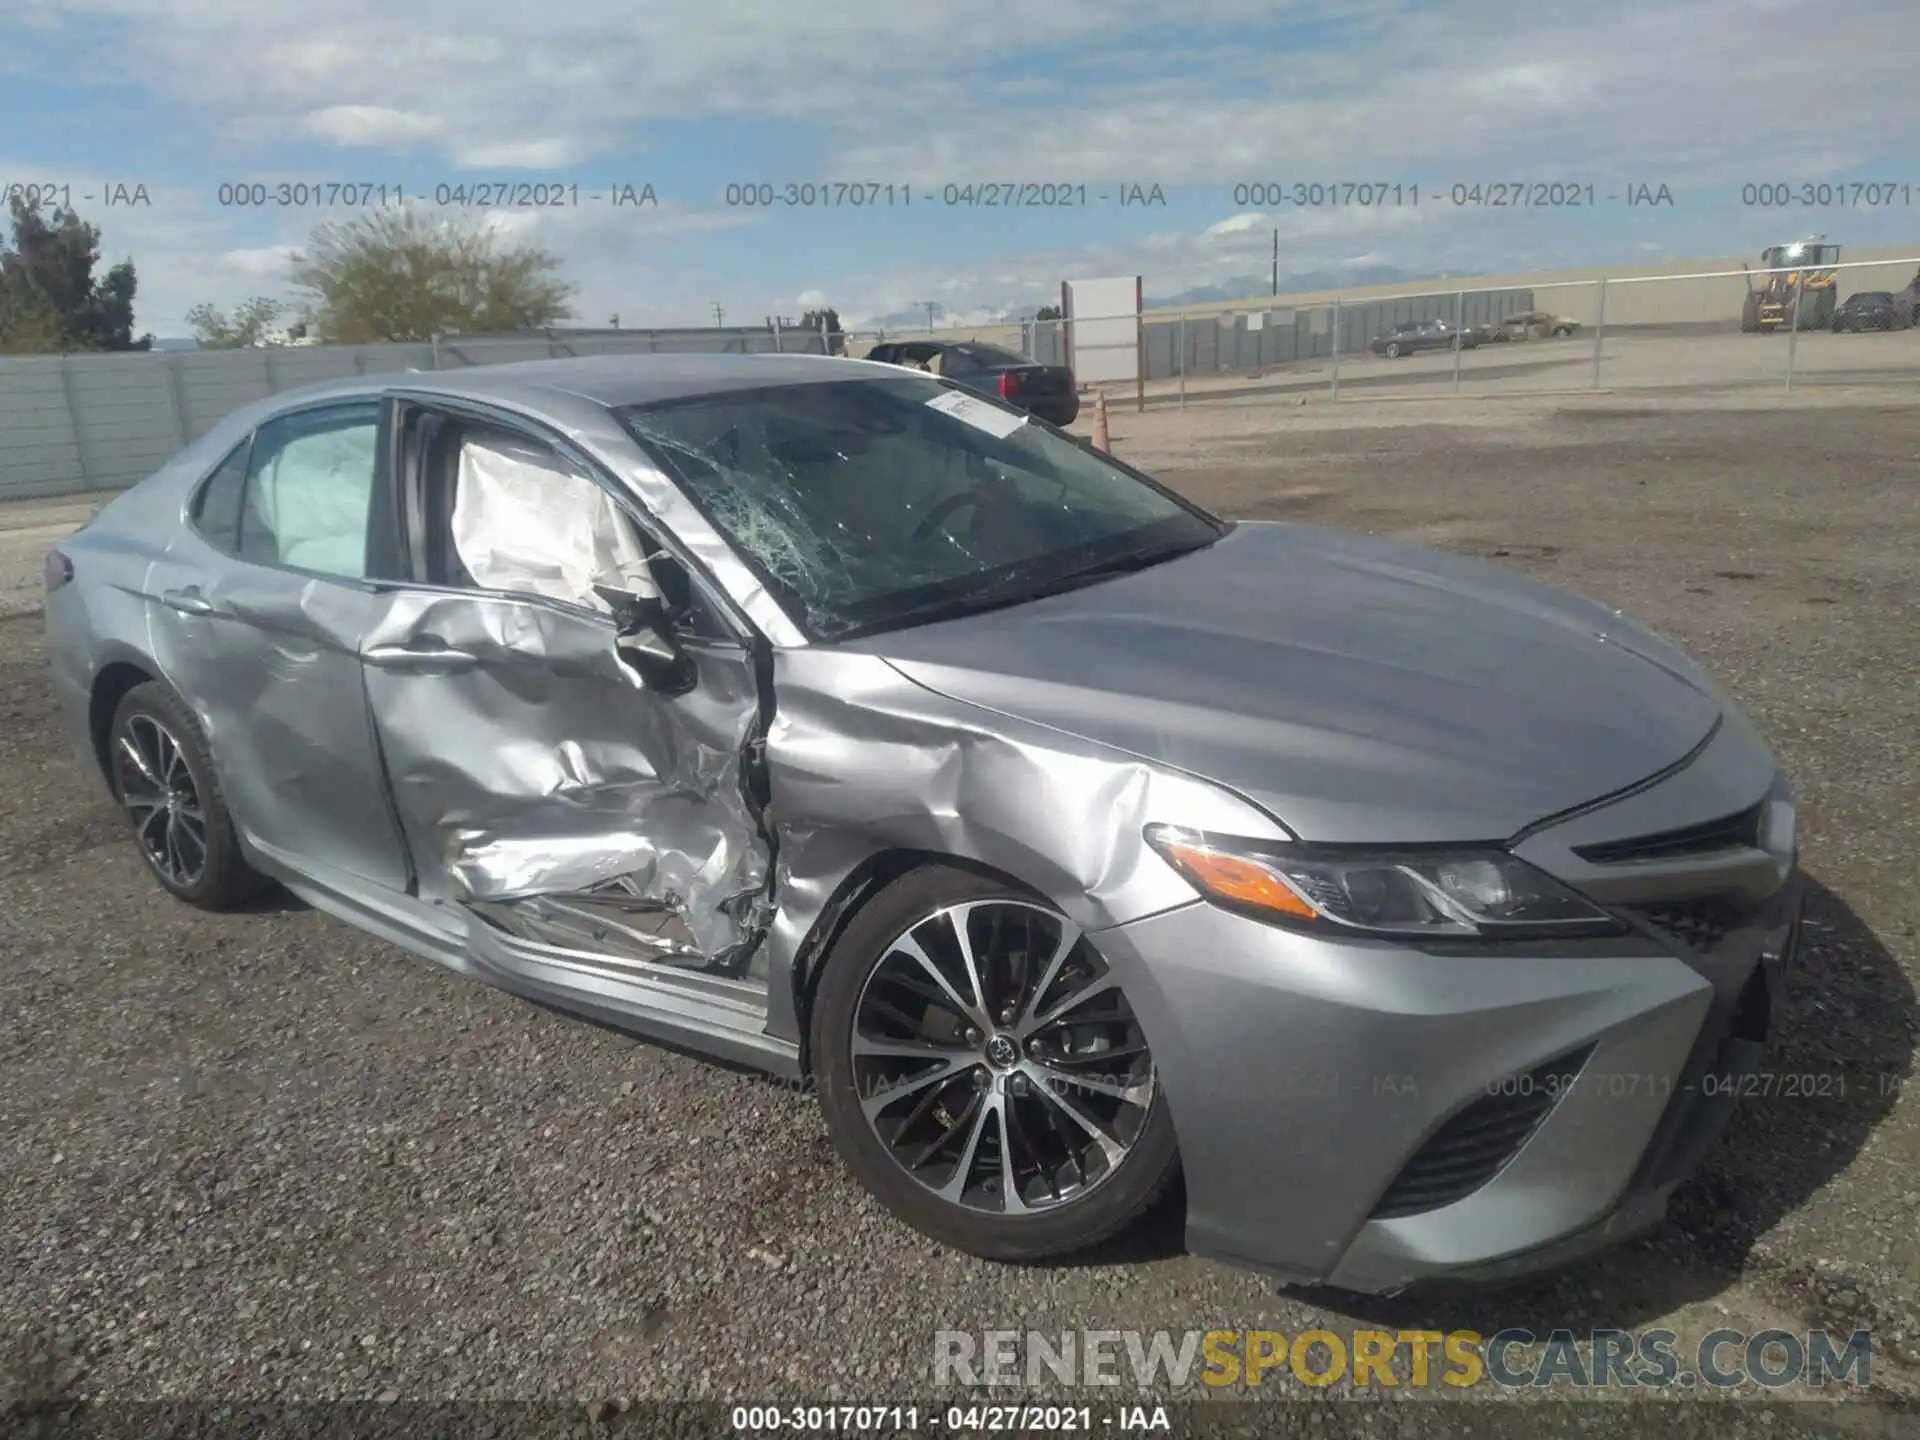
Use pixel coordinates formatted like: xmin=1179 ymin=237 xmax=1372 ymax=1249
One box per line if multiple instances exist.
xmin=450 ymin=434 xmax=657 ymax=611
xmin=245 ymin=419 xmax=379 ymax=576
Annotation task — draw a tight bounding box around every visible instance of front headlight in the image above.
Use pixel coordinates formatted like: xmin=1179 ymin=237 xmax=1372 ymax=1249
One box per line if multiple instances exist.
xmin=1144 ymin=825 xmax=1624 ymax=940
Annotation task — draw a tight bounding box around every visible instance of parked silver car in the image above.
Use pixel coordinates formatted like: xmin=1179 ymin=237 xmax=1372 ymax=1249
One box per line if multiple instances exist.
xmin=44 ymin=353 xmax=1803 ymax=1292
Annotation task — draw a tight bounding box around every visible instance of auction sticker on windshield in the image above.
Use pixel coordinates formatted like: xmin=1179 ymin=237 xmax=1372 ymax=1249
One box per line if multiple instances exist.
xmin=926 ymin=389 xmax=1028 ymax=438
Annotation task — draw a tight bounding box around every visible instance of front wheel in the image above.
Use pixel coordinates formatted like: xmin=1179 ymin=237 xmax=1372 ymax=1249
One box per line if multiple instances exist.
xmin=1385 ymin=342 xmax=1402 ymax=358
xmin=108 ymin=682 xmax=267 ymax=910
xmin=811 ymin=866 xmax=1179 ymax=1261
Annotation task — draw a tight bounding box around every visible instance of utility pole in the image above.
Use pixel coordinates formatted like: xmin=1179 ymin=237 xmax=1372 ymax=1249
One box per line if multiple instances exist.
xmin=608 ymin=313 xmax=620 ymax=329
xmin=1272 ymin=229 xmax=1279 ymax=296
xmin=922 ymin=301 xmax=936 ymax=332
xmin=711 ymin=302 xmax=725 ymax=327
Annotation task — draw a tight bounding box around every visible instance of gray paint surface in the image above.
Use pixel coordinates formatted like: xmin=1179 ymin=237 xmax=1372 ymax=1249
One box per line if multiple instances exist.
xmin=43 ymin=352 xmax=1802 ymax=1293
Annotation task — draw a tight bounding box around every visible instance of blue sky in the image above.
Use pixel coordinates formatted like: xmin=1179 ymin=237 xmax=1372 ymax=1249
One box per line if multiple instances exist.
xmin=4 ymin=0 xmax=1920 ymax=335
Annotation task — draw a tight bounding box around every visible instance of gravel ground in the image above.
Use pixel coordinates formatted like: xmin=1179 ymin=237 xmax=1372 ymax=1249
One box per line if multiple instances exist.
xmin=1 ymin=397 xmax=1916 ymax=1438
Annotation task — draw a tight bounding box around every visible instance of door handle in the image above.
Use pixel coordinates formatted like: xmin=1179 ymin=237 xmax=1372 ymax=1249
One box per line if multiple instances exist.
xmin=160 ymin=587 xmax=216 ymax=616
xmin=363 ymin=641 xmax=480 ymax=674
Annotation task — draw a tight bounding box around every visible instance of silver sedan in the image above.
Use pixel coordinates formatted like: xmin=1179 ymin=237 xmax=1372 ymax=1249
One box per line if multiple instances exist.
xmin=43 ymin=353 xmax=1803 ymax=1291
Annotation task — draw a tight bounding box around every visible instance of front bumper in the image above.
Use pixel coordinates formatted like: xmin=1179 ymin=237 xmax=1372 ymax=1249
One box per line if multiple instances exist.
xmin=1096 ymin=768 xmax=1802 ymax=1294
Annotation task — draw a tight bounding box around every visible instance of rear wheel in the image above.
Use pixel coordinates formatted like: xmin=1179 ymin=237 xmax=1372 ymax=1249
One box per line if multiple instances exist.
xmin=1741 ymin=297 xmax=1761 ymax=333
xmin=108 ymin=682 xmax=267 ymax=910
xmin=1385 ymin=341 xmax=1402 ymax=358
xmin=811 ymin=866 xmax=1178 ymax=1261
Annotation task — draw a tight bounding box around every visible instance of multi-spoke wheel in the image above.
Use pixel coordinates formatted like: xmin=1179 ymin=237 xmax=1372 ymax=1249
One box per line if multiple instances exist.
xmin=812 ymin=867 xmax=1178 ymax=1260
xmin=116 ymin=713 xmax=207 ymax=888
xmin=108 ymin=681 xmax=265 ymax=909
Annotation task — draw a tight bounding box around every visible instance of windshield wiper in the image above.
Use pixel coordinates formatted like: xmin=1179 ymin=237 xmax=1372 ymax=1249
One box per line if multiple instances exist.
xmin=830 ymin=536 xmax=1215 ymax=639
xmin=1047 ymin=537 xmax=1212 ymax=586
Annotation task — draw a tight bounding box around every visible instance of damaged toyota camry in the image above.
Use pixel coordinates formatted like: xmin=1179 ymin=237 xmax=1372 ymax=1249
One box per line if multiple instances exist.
xmin=44 ymin=352 xmax=1803 ymax=1293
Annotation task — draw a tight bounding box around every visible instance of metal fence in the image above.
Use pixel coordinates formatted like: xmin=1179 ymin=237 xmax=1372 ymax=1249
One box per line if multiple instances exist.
xmin=986 ymin=255 xmax=1920 ymax=410
xmin=8 ymin=256 xmax=1920 ymax=501
xmin=0 ymin=327 xmax=829 ymax=501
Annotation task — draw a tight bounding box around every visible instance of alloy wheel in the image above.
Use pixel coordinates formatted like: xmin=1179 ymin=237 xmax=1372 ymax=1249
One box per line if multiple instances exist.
xmin=114 ymin=713 xmax=208 ymax=888
xmin=850 ymin=900 xmax=1155 ymax=1215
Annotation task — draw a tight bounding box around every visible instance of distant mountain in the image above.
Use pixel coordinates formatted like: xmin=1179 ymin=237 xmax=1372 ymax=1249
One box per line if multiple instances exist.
xmin=850 ymin=262 xmax=1463 ymax=333
xmin=853 ymin=300 xmax=1038 ymax=332
xmin=151 ymin=336 xmax=201 ymax=352
xmin=1146 ymin=265 xmax=1429 ymax=307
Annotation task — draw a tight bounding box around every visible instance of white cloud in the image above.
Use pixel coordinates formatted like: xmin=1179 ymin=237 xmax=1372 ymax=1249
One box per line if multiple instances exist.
xmin=11 ymin=0 xmax=1920 ymax=330
xmin=1201 ymin=211 xmax=1267 ymax=238
xmin=14 ymin=0 xmax=1909 ymax=181
xmin=455 ymin=138 xmax=582 ymax=169
xmin=794 ymin=288 xmax=829 ymax=308
xmin=220 ymin=244 xmax=298 ymax=278
xmin=300 ymin=104 xmax=444 ymax=147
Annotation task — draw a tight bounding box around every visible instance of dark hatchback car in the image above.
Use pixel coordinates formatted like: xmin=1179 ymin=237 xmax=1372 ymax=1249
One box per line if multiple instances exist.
xmin=1368 ymin=317 xmax=1480 ymax=357
xmin=1830 ymin=292 xmax=1912 ymax=333
xmin=866 ymin=340 xmax=1079 ymax=425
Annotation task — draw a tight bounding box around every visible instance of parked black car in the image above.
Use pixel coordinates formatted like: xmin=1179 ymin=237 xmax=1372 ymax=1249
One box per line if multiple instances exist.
xmin=865 ymin=340 xmax=1080 ymax=425
xmin=1367 ymin=318 xmax=1480 ymax=357
xmin=1830 ymin=292 xmax=1912 ymax=333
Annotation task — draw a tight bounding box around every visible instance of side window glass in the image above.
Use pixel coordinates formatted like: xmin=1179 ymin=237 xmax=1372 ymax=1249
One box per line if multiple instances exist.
xmin=448 ymin=430 xmax=658 ymax=611
xmin=188 ymin=440 xmax=251 ymax=551
xmin=238 ymin=404 xmax=381 ymax=578
xmin=444 ymin=428 xmax=738 ymax=641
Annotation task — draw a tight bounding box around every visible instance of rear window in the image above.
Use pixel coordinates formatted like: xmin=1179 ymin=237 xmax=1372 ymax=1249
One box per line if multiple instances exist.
xmin=950 ymin=343 xmax=1028 ymax=366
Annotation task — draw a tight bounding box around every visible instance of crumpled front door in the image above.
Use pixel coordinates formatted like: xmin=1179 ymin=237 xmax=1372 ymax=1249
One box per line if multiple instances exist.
xmin=358 ymin=587 xmax=771 ymax=970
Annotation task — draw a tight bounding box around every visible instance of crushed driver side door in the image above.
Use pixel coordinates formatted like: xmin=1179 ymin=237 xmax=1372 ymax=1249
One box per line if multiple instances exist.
xmin=358 ymin=401 xmax=775 ymax=1001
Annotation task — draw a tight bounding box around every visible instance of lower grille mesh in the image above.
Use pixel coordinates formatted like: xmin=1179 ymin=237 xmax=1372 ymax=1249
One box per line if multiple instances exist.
xmin=1627 ymin=898 xmax=1750 ymax=954
xmin=1371 ymin=1049 xmax=1591 ymax=1219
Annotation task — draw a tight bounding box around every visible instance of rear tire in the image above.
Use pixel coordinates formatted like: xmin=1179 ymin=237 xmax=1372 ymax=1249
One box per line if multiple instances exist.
xmin=1385 ymin=342 xmax=1402 ymax=358
xmin=108 ymin=682 xmax=268 ymax=911
xmin=1741 ymin=297 xmax=1761 ymax=333
xmin=811 ymin=865 xmax=1180 ymax=1262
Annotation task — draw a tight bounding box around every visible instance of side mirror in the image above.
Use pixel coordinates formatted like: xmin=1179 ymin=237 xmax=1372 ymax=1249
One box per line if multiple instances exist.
xmin=593 ymin=584 xmax=697 ymax=696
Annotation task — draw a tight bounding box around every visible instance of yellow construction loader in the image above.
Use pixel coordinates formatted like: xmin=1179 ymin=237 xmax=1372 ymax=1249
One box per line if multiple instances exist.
xmin=1741 ymin=237 xmax=1840 ymax=332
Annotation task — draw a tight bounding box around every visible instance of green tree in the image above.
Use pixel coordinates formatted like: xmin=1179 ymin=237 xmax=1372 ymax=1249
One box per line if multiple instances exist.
xmin=0 ymin=194 xmax=151 ymax=352
xmin=185 ymin=295 xmax=286 ymax=348
xmin=1035 ymin=304 xmax=1064 ymax=322
xmin=289 ymin=205 xmax=576 ymax=343
xmin=798 ymin=306 xmax=844 ymax=354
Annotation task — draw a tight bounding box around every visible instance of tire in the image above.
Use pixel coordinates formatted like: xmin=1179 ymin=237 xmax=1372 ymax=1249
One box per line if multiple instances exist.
xmin=1741 ymin=297 xmax=1761 ymax=334
xmin=107 ymin=681 xmax=268 ymax=910
xmin=1385 ymin=342 xmax=1402 ymax=358
xmin=810 ymin=864 xmax=1180 ymax=1262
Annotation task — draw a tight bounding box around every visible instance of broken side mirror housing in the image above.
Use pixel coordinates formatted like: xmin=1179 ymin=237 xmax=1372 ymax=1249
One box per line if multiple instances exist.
xmin=593 ymin=584 xmax=697 ymax=696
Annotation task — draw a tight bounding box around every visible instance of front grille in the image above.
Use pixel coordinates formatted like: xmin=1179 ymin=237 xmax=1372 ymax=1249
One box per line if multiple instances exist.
xmin=1627 ymin=898 xmax=1751 ymax=954
xmin=1371 ymin=1049 xmax=1591 ymax=1219
xmin=1572 ymin=803 xmax=1764 ymax=865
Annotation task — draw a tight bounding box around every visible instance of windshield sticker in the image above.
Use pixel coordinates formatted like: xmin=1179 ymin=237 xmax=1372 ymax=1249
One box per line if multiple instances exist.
xmin=926 ymin=389 xmax=1029 ymax=439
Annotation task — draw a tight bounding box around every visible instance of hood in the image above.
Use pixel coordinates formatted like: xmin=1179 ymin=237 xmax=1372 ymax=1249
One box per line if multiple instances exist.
xmin=854 ymin=522 xmax=1723 ymax=844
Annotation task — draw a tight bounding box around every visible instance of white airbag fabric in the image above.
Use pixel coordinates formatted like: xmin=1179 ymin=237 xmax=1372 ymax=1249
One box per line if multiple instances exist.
xmin=451 ymin=434 xmax=657 ymax=610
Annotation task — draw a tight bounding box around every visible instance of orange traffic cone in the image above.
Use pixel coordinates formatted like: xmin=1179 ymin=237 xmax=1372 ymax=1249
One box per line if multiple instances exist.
xmin=1091 ymin=389 xmax=1110 ymax=452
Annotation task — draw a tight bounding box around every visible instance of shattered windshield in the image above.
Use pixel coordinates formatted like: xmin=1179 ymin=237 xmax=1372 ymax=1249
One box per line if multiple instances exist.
xmin=619 ymin=376 xmax=1221 ymax=641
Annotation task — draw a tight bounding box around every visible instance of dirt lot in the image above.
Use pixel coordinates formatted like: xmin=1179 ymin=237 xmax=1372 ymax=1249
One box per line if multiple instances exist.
xmin=1 ymin=391 xmax=1916 ymax=1436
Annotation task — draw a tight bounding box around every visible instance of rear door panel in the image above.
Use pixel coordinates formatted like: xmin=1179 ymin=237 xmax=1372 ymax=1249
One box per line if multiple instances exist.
xmin=148 ymin=534 xmax=412 ymax=890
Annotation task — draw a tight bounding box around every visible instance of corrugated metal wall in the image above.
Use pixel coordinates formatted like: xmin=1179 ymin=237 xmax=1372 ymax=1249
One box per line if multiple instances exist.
xmin=1025 ymin=289 xmax=1535 ymax=378
xmin=0 ymin=328 xmax=826 ymax=501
